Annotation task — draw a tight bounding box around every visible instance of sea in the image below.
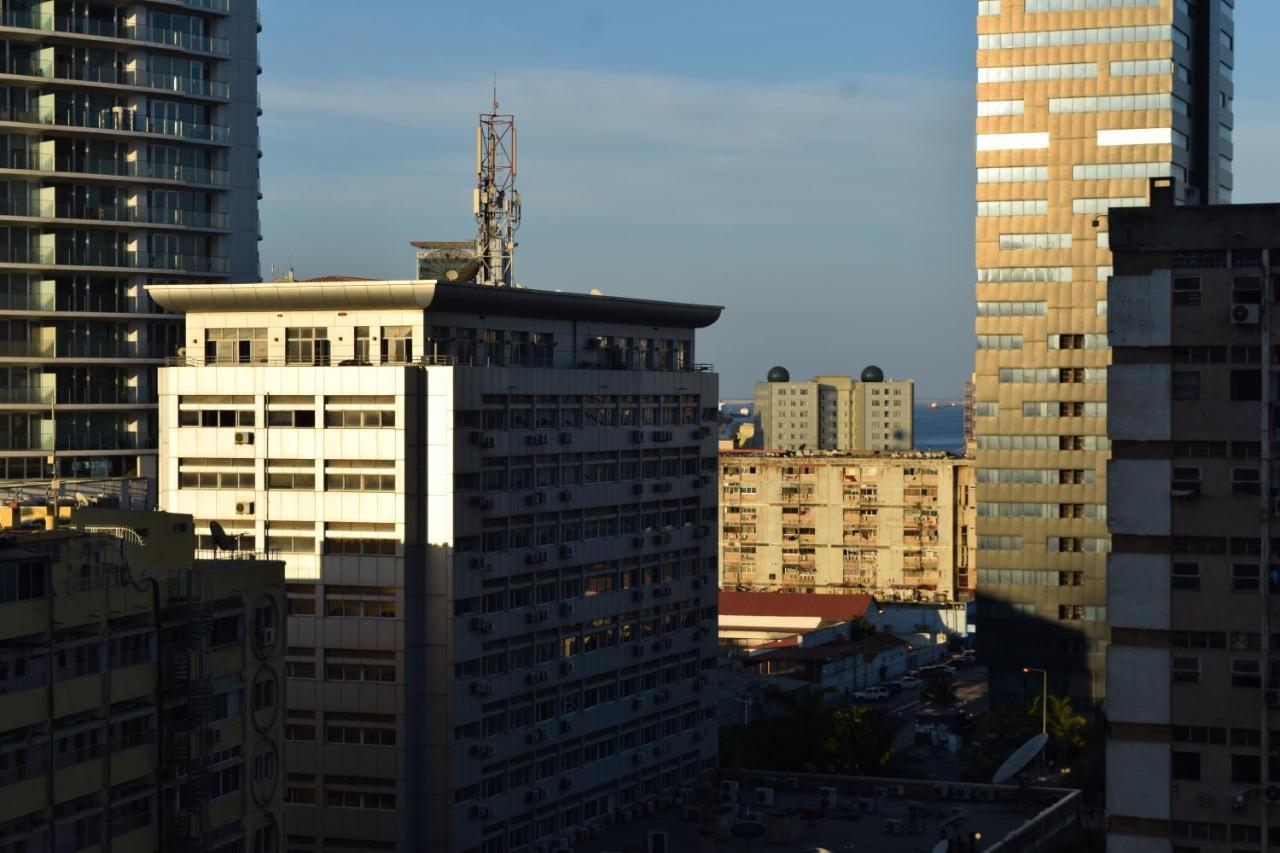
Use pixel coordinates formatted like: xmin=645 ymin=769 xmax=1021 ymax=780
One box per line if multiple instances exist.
xmin=914 ymin=402 xmax=966 ymax=454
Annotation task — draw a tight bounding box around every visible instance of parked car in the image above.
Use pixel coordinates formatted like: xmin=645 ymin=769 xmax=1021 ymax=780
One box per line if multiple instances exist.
xmin=884 ymin=681 xmax=904 ymax=696
xmin=853 ymin=686 xmax=890 ymax=701
xmin=899 ymin=675 xmax=922 ymax=688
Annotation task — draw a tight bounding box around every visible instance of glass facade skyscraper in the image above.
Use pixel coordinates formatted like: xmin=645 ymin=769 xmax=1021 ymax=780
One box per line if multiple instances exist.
xmin=973 ymin=0 xmax=1233 ymax=706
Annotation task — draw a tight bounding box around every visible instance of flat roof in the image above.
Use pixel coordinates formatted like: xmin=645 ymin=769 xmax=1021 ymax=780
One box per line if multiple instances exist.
xmin=719 ymin=590 xmax=876 ymax=621
xmin=145 ymin=280 xmax=723 ymax=328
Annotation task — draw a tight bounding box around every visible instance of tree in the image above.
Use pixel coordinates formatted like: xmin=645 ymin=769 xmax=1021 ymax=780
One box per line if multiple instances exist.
xmin=767 ymin=686 xmax=835 ymax=771
xmin=921 ymin=676 xmax=958 ymax=708
xmin=1030 ymin=694 xmax=1088 ymax=759
xmin=823 ymin=704 xmax=896 ymax=774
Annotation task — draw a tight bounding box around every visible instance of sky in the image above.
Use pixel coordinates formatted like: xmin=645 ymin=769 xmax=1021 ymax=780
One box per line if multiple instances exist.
xmin=258 ymin=1 xmax=1280 ymax=400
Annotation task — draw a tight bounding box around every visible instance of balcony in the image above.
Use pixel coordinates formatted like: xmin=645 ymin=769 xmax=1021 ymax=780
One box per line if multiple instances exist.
xmin=0 ymin=11 xmax=230 ymax=55
xmin=58 ymin=387 xmax=151 ymax=405
xmin=1 ymin=58 xmax=230 ymax=99
xmin=0 ymin=341 xmax=55 ymax=358
xmin=0 ymin=387 xmax=54 ymax=404
xmin=0 ymin=245 xmax=229 ymax=274
xmin=1 ymin=149 xmax=229 ymax=186
xmin=0 ymin=198 xmax=231 ymax=230
xmin=0 ymin=106 xmax=230 ymax=144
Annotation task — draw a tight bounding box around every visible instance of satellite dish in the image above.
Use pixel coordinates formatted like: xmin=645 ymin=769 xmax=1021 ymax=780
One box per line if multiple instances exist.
xmin=932 ymin=842 xmax=950 ymax=853
xmin=209 ymin=520 xmax=237 ymax=552
xmin=992 ymin=731 xmax=1049 ymax=785
xmin=73 ymin=492 xmax=90 ymax=507
xmin=177 ymin=347 xmax=187 ymax=358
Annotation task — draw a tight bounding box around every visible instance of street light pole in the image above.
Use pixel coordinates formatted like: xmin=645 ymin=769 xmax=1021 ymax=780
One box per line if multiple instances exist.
xmin=1023 ymin=666 xmax=1048 ymax=766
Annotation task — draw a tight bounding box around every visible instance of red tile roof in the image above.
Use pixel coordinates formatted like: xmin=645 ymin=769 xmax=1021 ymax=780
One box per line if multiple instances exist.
xmin=718 ymin=590 xmax=875 ymax=622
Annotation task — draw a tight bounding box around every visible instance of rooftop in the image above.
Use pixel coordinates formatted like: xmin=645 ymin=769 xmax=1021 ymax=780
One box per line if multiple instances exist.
xmin=579 ymin=772 xmax=1082 ymax=853
xmin=145 ymin=279 xmax=723 ymax=328
xmin=752 ymin=632 xmax=909 ymax=664
xmin=719 ymin=590 xmax=877 ymax=622
xmin=722 ymin=448 xmax=966 ymax=460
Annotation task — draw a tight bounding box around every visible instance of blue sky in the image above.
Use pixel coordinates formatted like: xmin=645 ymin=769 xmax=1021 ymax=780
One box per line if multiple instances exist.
xmin=259 ymin=1 xmax=1280 ymax=399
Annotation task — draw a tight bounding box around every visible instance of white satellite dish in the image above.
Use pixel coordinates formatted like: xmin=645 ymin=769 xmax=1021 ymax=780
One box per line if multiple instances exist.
xmin=932 ymin=842 xmax=950 ymax=853
xmin=209 ymin=520 xmax=237 ymax=552
xmin=992 ymin=731 xmax=1050 ymax=785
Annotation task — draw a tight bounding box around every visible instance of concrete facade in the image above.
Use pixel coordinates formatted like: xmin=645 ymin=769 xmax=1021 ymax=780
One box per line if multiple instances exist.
xmin=150 ymin=279 xmax=723 ymax=853
xmin=0 ymin=0 xmax=260 ymax=495
xmin=719 ymin=451 xmax=976 ymax=602
xmin=973 ymin=0 xmax=1233 ymax=708
xmin=752 ymin=371 xmax=914 ymax=453
xmin=0 ymin=508 xmax=285 ymax=853
xmin=1106 ymin=195 xmax=1278 ymax=852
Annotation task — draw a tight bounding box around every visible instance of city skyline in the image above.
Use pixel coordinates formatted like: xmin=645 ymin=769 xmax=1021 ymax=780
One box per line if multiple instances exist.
xmin=257 ymin=0 xmax=1280 ymax=399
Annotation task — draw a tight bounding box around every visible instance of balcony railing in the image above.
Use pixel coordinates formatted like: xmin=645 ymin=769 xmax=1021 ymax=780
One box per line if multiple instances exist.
xmin=0 ymin=198 xmax=231 ymax=230
xmin=0 ymin=106 xmax=230 ymax=144
xmin=0 ymin=11 xmax=230 ymax=55
xmin=0 ymin=387 xmax=54 ymax=404
xmin=0 ymin=433 xmax=54 ymax=450
xmin=59 ymin=341 xmax=168 ymax=359
xmin=1 ymin=149 xmax=229 ymax=186
xmin=0 ymin=246 xmax=228 ymax=273
xmin=1 ymin=57 xmax=230 ymax=99
xmin=0 ymin=341 xmax=56 ymax=358
xmin=59 ymin=387 xmax=151 ymax=405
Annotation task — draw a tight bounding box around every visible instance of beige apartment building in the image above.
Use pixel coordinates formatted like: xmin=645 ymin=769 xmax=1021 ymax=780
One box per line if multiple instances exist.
xmin=752 ymin=366 xmax=914 ymax=452
xmin=719 ymin=450 xmax=976 ymax=602
xmin=1107 ymin=192 xmax=1280 ymax=852
xmin=0 ymin=506 xmax=285 ymax=853
xmin=973 ymin=0 xmax=1233 ymax=707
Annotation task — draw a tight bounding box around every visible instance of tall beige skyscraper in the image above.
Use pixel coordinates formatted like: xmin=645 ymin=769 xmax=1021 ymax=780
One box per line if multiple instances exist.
xmin=973 ymin=0 xmax=1233 ymax=706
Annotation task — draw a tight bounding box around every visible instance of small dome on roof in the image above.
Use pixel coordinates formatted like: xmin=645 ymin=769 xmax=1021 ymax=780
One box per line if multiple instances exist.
xmin=767 ymin=366 xmax=791 ymax=383
xmin=861 ymin=365 xmax=885 ymax=383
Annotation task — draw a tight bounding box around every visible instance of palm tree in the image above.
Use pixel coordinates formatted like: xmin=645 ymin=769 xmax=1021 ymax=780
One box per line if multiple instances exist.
xmin=823 ymin=704 xmax=896 ymax=774
xmin=921 ymin=676 xmax=958 ymax=707
xmin=1030 ymin=694 xmax=1087 ymax=760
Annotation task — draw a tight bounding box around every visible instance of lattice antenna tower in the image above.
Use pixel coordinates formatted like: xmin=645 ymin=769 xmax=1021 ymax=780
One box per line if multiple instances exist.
xmin=474 ymin=87 xmax=520 ymax=286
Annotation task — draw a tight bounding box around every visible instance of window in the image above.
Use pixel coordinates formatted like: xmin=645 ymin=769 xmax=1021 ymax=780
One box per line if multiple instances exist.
xmin=285 ymin=328 xmax=330 ymax=365
xmin=324 ymin=586 xmax=396 ymax=619
xmin=1232 ymin=564 xmax=1260 ymax=592
xmin=1171 ymin=751 xmax=1201 ymax=780
xmin=0 ymin=558 xmax=46 ymax=603
xmin=1231 ymin=658 xmax=1261 ymax=688
xmin=980 ymin=24 xmax=1173 ymax=51
xmin=1232 ymin=468 xmax=1261 ymax=496
xmin=1232 ymin=754 xmax=1260 ymax=784
xmin=1173 ymin=276 xmax=1201 ymax=306
xmin=324 ymin=397 xmax=396 ymax=428
xmin=354 ymin=326 xmax=371 ymax=363
xmin=1171 ymin=371 xmax=1201 ymax=401
xmin=178 ymin=457 xmax=254 ymax=489
xmin=381 ymin=326 xmax=413 ymax=364
xmin=1171 ymin=562 xmax=1200 ymax=591
xmin=266 ymin=460 xmax=314 ymax=490
xmin=1172 ymin=656 xmax=1200 ymax=683
xmin=977 ymin=132 xmax=1050 ymax=152
xmin=204 ymin=327 xmax=266 ymax=364
xmin=978 ymin=63 xmax=1095 ymax=83
xmin=324 ymin=460 xmax=395 ymax=492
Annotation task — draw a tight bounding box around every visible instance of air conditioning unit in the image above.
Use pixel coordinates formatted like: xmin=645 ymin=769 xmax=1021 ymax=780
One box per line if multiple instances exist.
xmin=856 ymin=797 xmax=877 ymax=814
xmin=1232 ymin=303 xmax=1261 ymax=324
xmin=661 ymin=637 xmax=674 ymax=650
xmin=951 ymin=785 xmax=971 ymax=801
xmin=872 ymin=786 xmax=888 ymax=799
xmin=235 ymin=501 xmax=254 ymax=516
xmin=234 ymin=431 xmax=254 ymax=445
xmin=470 ymin=681 xmax=493 ymax=696
xmin=632 ymin=430 xmax=646 ymax=443
xmin=560 ymin=602 xmax=575 ymax=617
xmin=471 ymin=805 xmax=493 ymax=819
xmin=975 ymin=787 xmax=995 ymax=802
xmin=471 ymin=743 xmax=494 ymax=757
xmin=754 ymin=787 xmax=774 ymax=806
xmin=819 ymin=787 xmax=838 ymax=810
xmin=720 ymin=781 xmax=739 ymax=803
xmin=932 ymin=783 xmax=949 ymax=799
xmin=560 ymin=545 xmax=576 ymax=559
xmin=888 ymin=784 xmax=906 ymax=798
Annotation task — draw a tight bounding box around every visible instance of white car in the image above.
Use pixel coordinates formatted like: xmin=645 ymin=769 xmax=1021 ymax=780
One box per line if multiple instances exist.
xmin=853 ymin=686 xmax=890 ymax=701
xmin=899 ymin=676 xmax=922 ymax=688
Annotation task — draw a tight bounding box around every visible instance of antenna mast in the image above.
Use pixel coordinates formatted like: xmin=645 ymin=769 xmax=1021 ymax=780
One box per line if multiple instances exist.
xmin=474 ymin=89 xmax=520 ymax=286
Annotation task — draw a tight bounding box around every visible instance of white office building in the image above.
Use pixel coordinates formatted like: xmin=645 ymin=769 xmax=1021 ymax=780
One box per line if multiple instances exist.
xmin=151 ymin=279 xmax=722 ymax=853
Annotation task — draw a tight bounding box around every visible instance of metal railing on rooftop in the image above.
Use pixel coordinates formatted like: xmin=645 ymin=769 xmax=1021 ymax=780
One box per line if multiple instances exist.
xmin=0 ymin=11 xmax=230 ymax=55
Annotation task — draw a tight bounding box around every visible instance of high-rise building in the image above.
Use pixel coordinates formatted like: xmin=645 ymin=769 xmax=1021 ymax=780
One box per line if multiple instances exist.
xmin=151 ymin=278 xmax=723 ymax=853
xmin=972 ymin=0 xmax=1233 ymax=707
xmin=0 ymin=0 xmax=261 ymax=493
xmin=1107 ymin=190 xmax=1278 ymax=852
xmin=752 ymin=366 xmax=914 ymax=452
xmin=719 ymin=450 xmax=976 ymax=602
xmin=0 ymin=506 xmax=285 ymax=853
